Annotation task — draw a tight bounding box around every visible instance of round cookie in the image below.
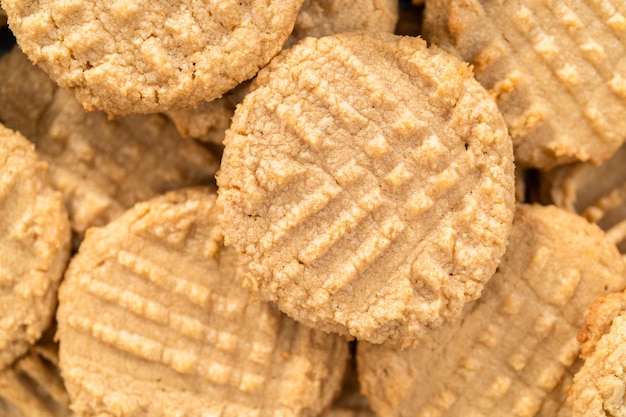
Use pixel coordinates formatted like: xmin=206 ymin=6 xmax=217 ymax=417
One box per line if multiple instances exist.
xmin=57 ymin=187 xmax=348 ymax=417
xmin=423 ymin=0 xmax=626 ymax=169
xmin=0 ymin=48 xmax=219 ymax=247
xmin=568 ymin=291 xmax=626 ymax=417
xmin=3 ymin=0 xmax=304 ymax=115
xmin=217 ymin=32 xmax=516 ymax=346
xmin=357 ymin=204 xmax=626 ymax=417
xmin=0 ymin=124 xmax=71 ymax=370
xmin=287 ymin=0 xmax=398 ymax=47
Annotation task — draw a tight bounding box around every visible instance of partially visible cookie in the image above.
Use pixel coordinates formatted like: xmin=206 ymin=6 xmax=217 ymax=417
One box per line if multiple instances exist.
xmin=568 ymin=291 xmax=626 ymax=417
xmin=218 ymin=32 xmax=515 ymax=346
xmin=0 ymin=326 xmax=74 ymax=417
xmin=165 ymin=82 xmax=250 ymax=145
xmin=0 ymin=124 xmax=71 ymax=370
xmin=57 ymin=187 xmax=348 ymax=417
xmin=544 ymin=142 xmax=626 ymax=253
xmin=287 ymin=0 xmax=398 ymax=47
xmin=423 ymin=0 xmax=626 ymax=169
xmin=3 ymin=0 xmax=304 ymax=115
xmin=358 ymin=204 xmax=626 ymax=417
xmin=0 ymin=48 xmax=219 ymax=247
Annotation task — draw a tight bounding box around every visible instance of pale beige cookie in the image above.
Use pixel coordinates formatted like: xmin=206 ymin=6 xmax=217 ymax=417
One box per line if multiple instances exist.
xmin=569 ymin=291 xmax=626 ymax=416
xmin=0 ymin=327 xmax=74 ymax=417
xmin=3 ymin=0 xmax=304 ymax=115
xmin=218 ymin=32 xmax=515 ymax=346
xmin=0 ymin=48 xmax=219 ymax=247
xmin=357 ymin=204 xmax=626 ymax=417
xmin=57 ymin=187 xmax=348 ymax=417
xmin=423 ymin=0 xmax=626 ymax=169
xmin=287 ymin=0 xmax=398 ymax=47
xmin=0 ymin=124 xmax=71 ymax=370
xmin=165 ymin=82 xmax=250 ymax=145
xmin=544 ymin=142 xmax=626 ymax=253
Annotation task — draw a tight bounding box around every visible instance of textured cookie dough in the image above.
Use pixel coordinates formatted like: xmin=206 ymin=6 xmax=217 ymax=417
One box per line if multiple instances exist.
xmin=569 ymin=292 xmax=626 ymax=417
xmin=423 ymin=0 xmax=626 ymax=169
xmin=357 ymin=204 xmax=626 ymax=417
xmin=218 ymin=32 xmax=515 ymax=346
xmin=57 ymin=187 xmax=348 ymax=417
xmin=0 ymin=48 xmax=219 ymax=247
xmin=3 ymin=0 xmax=304 ymax=115
xmin=544 ymin=142 xmax=626 ymax=253
xmin=0 ymin=327 xmax=74 ymax=417
xmin=0 ymin=124 xmax=71 ymax=370
xmin=287 ymin=0 xmax=398 ymax=47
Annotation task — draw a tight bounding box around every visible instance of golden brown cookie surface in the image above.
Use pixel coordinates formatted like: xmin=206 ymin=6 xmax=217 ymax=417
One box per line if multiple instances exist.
xmin=357 ymin=204 xmax=626 ymax=417
xmin=3 ymin=0 xmax=304 ymax=115
xmin=218 ymin=32 xmax=515 ymax=346
xmin=0 ymin=124 xmax=70 ymax=370
xmin=569 ymin=291 xmax=626 ymax=417
xmin=423 ymin=0 xmax=626 ymax=169
xmin=0 ymin=48 xmax=219 ymax=247
xmin=57 ymin=188 xmax=348 ymax=417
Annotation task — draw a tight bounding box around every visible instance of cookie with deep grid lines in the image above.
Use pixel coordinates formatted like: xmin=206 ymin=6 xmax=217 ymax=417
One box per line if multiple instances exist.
xmin=544 ymin=142 xmax=626 ymax=254
xmin=0 ymin=48 xmax=219 ymax=248
xmin=57 ymin=187 xmax=348 ymax=417
xmin=217 ymin=32 xmax=515 ymax=346
xmin=0 ymin=124 xmax=71 ymax=370
xmin=423 ymin=0 xmax=626 ymax=169
xmin=567 ymin=291 xmax=626 ymax=416
xmin=357 ymin=204 xmax=626 ymax=417
xmin=0 ymin=326 xmax=74 ymax=417
xmin=3 ymin=0 xmax=304 ymax=115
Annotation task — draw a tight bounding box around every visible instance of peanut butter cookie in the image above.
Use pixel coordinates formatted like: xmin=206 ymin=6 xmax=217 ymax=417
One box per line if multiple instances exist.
xmin=568 ymin=291 xmax=626 ymax=417
xmin=423 ymin=0 xmax=626 ymax=169
xmin=357 ymin=204 xmax=626 ymax=417
xmin=3 ymin=0 xmax=304 ymax=115
xmin=57 ymin=187 xmax=348 ymax=417
xmin=0 ymin=124 xmax=70 ymax=370
xmin=218 ymin=32 xmax=515 ymax=346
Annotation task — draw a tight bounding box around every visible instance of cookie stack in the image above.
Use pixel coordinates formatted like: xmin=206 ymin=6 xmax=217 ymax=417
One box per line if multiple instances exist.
xmin=0 ymin=1 xmax=625 ymax=416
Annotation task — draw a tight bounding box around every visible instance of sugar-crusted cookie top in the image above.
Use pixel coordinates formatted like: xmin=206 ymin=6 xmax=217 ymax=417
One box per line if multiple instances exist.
xmin=218 ymin=32 xmax=516 ymax=347
xmin=3 ymin=0 xmax=304 ymax=115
